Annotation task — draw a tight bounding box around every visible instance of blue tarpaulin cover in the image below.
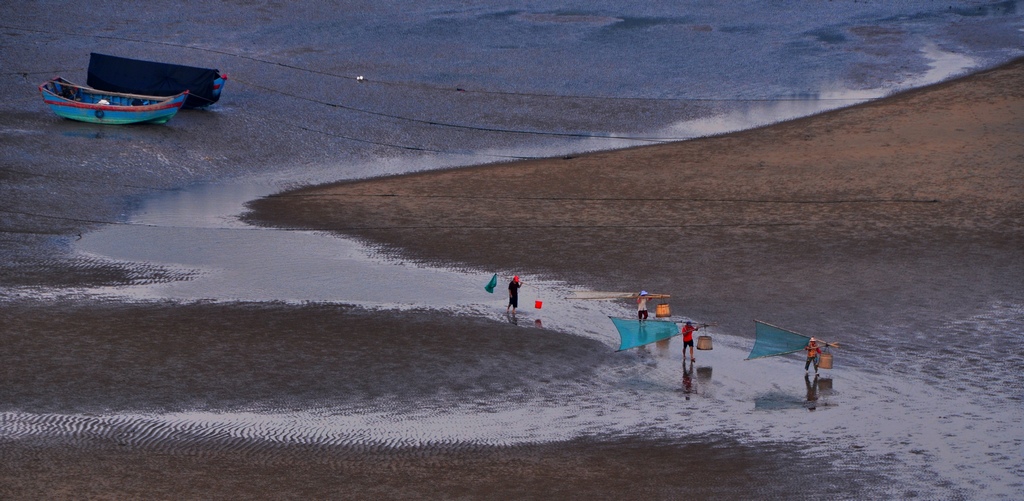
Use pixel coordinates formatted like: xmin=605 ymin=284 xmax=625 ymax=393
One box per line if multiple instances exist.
xmin=610 ymin=317 xmax=678 ymax=351
xmin=746 ymin=320 xmax=811 ymax=360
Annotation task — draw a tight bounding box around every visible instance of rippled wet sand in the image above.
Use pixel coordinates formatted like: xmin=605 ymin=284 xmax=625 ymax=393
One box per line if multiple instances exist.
xmin=0 ymin=299 xmax=921 ymax=499
xmin=5 ymin=432 xmax=893 ymax=499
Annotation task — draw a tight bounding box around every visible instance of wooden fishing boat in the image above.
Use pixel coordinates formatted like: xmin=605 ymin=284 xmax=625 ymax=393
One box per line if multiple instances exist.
xmin=38 ymin=77 xmax=188 ymax=125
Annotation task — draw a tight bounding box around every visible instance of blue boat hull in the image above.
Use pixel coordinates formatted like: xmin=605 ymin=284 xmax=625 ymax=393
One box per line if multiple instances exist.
xmin=39 ymin=77 xmax=187 ymax=125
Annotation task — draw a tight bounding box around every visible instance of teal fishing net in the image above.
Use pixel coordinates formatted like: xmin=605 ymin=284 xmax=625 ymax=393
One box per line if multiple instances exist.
xmin=610 ymin=317 xmax=678 ymax=351
xmin=746 ymin=320 xmax=811 ymax=360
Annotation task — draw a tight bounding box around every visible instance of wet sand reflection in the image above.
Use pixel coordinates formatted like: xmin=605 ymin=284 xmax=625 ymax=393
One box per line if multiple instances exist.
xmin=753 ymin=375 xmax=836 ymax=412
xmin=679 ymin=359 xmax=714 ymax=400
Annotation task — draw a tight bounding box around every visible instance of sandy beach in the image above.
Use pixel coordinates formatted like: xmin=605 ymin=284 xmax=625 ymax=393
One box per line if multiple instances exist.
xmin=2 ymin=3 xmax=1023 ymax=498
xmin=2 ymin=55 xmax=1020 ymax=498
xmin=246 ymin=58 xmax=1024 ymax=338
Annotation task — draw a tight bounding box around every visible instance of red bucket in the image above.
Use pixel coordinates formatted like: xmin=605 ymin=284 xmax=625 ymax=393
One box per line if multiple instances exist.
xmin=534 ymin=300 xmax=543 ymax=309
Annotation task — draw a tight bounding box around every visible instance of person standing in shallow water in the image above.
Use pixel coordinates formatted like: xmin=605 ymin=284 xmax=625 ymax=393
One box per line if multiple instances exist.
xmin=636 ymin=290 xmax=650 ymax=322
xmin=507 ymin=275 xmax=522 ymax=314
xmin=681 ymin=321 xmax=700 ymax=362
xmin=805 ymin=337 xmax=822 ymax=376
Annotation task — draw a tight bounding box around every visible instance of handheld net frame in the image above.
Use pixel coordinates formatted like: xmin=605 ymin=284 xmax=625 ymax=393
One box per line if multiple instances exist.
xmin=746 ymin=320 xmax=839 ymax=360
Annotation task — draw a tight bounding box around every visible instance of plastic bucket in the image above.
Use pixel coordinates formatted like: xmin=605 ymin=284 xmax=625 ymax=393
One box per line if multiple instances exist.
xmin=696 ymin=335 xmax=713 ymax=350
xmin=818 ymin=353 xmax=833 ymax=369
xmin=655 ymin=303 xmax=671 ymax=317
xmin=534 ymin=300 xmax=543 ymax=309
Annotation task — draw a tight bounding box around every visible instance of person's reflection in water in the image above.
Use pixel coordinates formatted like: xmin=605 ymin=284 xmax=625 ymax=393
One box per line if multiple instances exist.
xmin=804 ymin=374 xmax=819 ymax=411
xmin=682 ymin=358 xmax=694 ymax=400
xmin=506 ymin=311 xmax=518 ymax=325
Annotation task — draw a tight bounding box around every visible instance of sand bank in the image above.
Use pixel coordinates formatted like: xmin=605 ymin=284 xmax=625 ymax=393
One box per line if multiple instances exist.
xmin=246 ymin=58 xmax=1024 ymax=334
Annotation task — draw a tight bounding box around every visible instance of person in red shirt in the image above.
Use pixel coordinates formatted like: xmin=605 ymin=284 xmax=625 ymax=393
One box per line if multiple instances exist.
xmin=680 ymin=321 xmax=701 ymax=362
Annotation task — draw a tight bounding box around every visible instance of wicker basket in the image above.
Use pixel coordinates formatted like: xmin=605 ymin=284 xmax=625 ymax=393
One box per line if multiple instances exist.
xmin=696 ymin=335 xmax=713 ymax=350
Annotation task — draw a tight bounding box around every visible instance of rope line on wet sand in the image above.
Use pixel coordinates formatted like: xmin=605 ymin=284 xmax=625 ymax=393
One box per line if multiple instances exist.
xmin=7 ymin=27 xmax=867 ymax=145
xmin=232 ymin=78 xmax=685 ymax=144
xmin=268 ymin=114 xmax=544 ymax=158
xmin=0 ymin=26 xmax=869 ymax=104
